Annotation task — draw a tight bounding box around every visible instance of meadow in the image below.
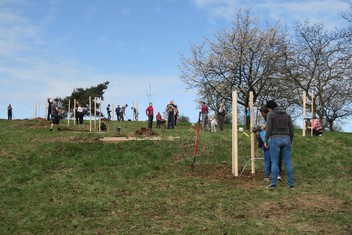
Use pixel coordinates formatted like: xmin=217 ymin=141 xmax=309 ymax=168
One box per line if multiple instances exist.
xmin=0 ymin=118 xmax=351 ymax=234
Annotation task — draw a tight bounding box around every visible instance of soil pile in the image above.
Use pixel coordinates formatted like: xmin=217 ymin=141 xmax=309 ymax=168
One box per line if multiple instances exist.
xmin=132 ymin=127 xmax=159 ymax=137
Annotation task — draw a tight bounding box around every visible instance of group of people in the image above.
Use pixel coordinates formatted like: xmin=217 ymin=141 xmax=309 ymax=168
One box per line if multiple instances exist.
xmin=200 ymin=101 xmax=226 ymax=132
xmin=113 ymin=104 xmax=129 ymax=122
xmin=253 ymin=100 xmax=295 ymax=189
xmin=145 ymin=100 xmax=179 ymax=129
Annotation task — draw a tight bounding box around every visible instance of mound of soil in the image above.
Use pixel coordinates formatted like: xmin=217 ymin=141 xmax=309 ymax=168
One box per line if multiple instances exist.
xmin=132 ymin=127 xmax=159 ymax=137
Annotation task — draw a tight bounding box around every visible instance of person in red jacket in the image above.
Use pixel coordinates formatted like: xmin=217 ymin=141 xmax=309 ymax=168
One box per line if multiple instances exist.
xmin=145 ymin=102 xmax=154 ymax=129
xmin=156 ymin=112 xmax=162 ymax=128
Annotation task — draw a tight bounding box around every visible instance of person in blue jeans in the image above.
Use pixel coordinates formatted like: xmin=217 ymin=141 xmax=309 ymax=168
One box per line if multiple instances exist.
xmin=258 ymin=130 xmax=271 ymax=180
xmin=264 ymin=100 xmax=294 ymax=189
xmin=253 ymin=105 xmax=283 ymax=181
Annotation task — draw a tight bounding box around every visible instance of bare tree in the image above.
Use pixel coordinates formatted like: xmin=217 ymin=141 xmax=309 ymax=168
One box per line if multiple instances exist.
xmin=282 ymin=21 xmax=352 ymax=131
xmin=179 ymin=9 xmax=288 ymax=128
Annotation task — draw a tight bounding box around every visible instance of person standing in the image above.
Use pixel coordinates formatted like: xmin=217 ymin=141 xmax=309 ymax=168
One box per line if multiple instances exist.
xmin=174 ymin=104 xmax=179 ymax=126
xmin=264 ymin=100 xmax=294 ymax=189
xmin=145 ymin=102 xmax=154 ymax=129
xmin=200 ymin=101 xmax=209 ymax=131
xmin=50 ymin=98 xmax=61 ymax=131
xmin=106 ymin=104 xmax=111 ymax=121
xmin=47 ymin=98 xmax=53 ymax=121
xmin=115 ymin=105 xmax=121 ymax=121
xmin=166 ymin=100 xmax=176 ymax=129
xmin=77 ymin=103 xmax=84 ymax=124
xmin=7 ymin=104 xmax=13 ymax=120
xmin=217 ymin=103 xmax=225 ymax=131
xmin=156 ymin=112 xmax=162 ymax=128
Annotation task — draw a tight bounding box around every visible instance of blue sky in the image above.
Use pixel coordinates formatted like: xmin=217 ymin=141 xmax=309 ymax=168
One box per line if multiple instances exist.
xmin=0 ymin=0 xmax=351 ymax=131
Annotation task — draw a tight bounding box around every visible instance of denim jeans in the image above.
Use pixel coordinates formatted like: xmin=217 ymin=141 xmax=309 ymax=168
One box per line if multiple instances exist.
xmin=263 ymin=149 xmax=271 ymax=177
xmin=269 ymin=136 xmax=294 ymax=187
xmin=202 ymin=113 xmax=208 ymax=130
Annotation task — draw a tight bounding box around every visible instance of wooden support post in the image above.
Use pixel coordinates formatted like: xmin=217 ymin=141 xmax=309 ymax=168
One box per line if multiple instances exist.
xmin=112 ymin=104 xmax=115 ymax=121
xmin=250 ymin=91 xmax=255 ymax=174
xmin=302 ymin=91 xmax=306 ymax=137
xmin=73 ymin=99 xmax=77 ymax=126
xmin=89 ymin=96 xmax=92 ymax=132
xmin=136 ymin=101 xmax=139 ymax=121
xmin=45 ymin=99 xmax=48 ymax=120
xmin=94 ymin=97 xmax=97 ymax=130
xmin=67 ymin=99 xmax=71 ymax=126
xmin=232 ymin=90 xmax=238 ymax=177
xmin=99 ymin=97 xmax=102 ymax=132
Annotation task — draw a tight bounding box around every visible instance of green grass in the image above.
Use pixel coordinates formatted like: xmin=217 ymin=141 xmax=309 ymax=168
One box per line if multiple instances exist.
xmin=0 ymin=119 xmax=351 ymax=234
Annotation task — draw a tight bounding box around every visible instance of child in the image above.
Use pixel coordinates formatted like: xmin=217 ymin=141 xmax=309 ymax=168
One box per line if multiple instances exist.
xmin=210 ymin=116 xmax=217 ymax=132
xmin=258 ymin=129 xmax=271 ymax=181
xmin=156 ymin=112 xmax=162 ymax=128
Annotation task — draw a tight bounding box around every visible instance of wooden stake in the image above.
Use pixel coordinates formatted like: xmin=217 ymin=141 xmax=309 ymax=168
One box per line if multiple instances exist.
xmin=112 ymin=104 xmax=115 ymax=121
xmin=250 ymin=91 xmax=255 ymax=174
xmin=94 ymin=97 xmax=97 ymax=130
xmin=302 ymin=91 xmax=306 ymax=137
xmin=99 ymin=97 xmax=102 ymax=132
xmin=136 ymin=101 xmax=139 ymax=121
xmin=89 ymin=96 xmax=92 ymax=132
xmin=73 ymin=99 xmax=77 ymax=126
xmin=232 ymin=90 xmax=238 ymax=177
xmin=67 ymin=99 xmax=71 ymax=126
xmin=45 ymin=99 xmax=48 ymax=120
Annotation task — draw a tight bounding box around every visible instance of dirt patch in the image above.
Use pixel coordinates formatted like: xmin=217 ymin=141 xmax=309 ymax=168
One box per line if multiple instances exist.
xmin=188 ymin=163 xmax=264 ymax=188
xmin=131 ymin=127 xmax=160 ymax=137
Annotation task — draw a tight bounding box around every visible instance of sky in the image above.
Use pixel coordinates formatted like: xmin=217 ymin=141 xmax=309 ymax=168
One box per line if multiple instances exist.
xmin=0 ymin=0 xmax=351 ymax=131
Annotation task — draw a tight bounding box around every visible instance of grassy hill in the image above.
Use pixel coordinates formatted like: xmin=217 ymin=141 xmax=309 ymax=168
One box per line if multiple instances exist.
xmin=0 ymin=119 xmax=351 ymax=234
